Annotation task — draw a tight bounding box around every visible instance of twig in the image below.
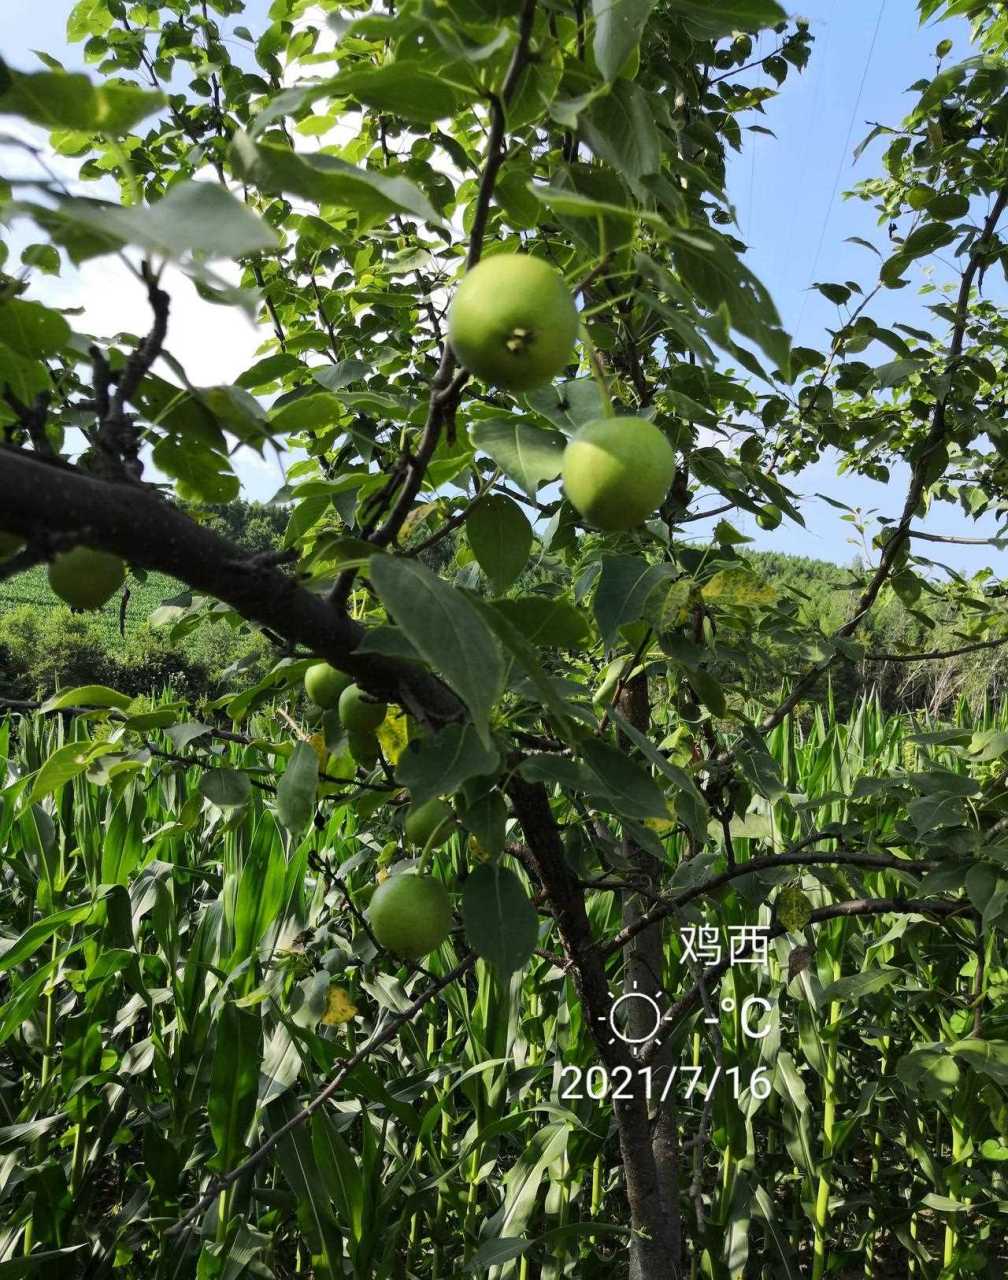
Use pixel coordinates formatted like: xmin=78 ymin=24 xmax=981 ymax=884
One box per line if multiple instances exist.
xmin=405 ymin=468 xmax=500 ymax=557
xmin=328 ymin=0 xmax=539 ymax=606
xmin=89 ymin=261 xmax=170 ymax=482
xmin=865 ymin=633 xmax=1008 ymax=663
xmin=602 ymin=844 xmax=940 ymax=959
xmin=165 ymin=952 xmax=476 ymax=1238
xmin=641 ymin=896 xmax=976 ymax=1066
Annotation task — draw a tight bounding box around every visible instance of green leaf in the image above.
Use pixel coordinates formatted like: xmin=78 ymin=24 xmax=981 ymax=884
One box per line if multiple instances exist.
xmin=0 ymin=299 xmax=70 ymax=358
xmin=900 ymin=221 xmax=956 ymax=260
xmin=462 ymin=863 xmax=539 ymax=978
xmin=396 ymin=723 xmax=500 ymax=807
xmin=0 ymin=343 xmax=49 ymax=401
xmin=469 ymin=418 xmax=565 ymax=498
xmin=666 ymin=0 xmax=786 ymax=37
xmin=819 ymin=967 xmax=900 ymax=1005
xmin=369 ymin=555 xmax=505 ymax=750
xmin=270 ymin=393 xmax=348 ymax=433
xmin=326 ymin=63 xmax=477 ymax=123
xmin=473 ymin=600 xmax=578 ymax=742
xmin=0 ymin=60 xmax=165 ymax=133
xmin=31 ymin=182 xmax=281 ymax=263
xmin=581 ymin=81 xmax=659 ymax=186
xmin=926 ymin=192 xmax=969 ymax=219
xmin=277 ymin=742 xmax=319 ymax=832
xmin=524 ymin=377 xmax=605 ymax=433
xmin=466 ymin=495 xmax=532 ymax=594
xmin=580 ymin=738 xmax=670 ymax=819
xmin=609 ymin=709 xmax=709 ymax=840
xmin=231 ymin=814 xmax=288 ymax=967
xmin=593 ymin=555 xmax=669 ymax=644
xmin=199 ymin=769 xmax=253 ymax=809
xmin=231 ymin=134 xmax=447 ymax=229
xmin=0 ymin=1247 xmax=90 ymax=1277
xmin=465 ymin=1224 xmax=627 ymax=1272
xmin=592 ymin=0 xmax=655 ymax=82
xmin=208 ymin=1002 xmax=262 ymax=1172
xmin=67 ymin=0 xmax=113 ymax=41
xmin=490 ymin=597 xmax=591 ymax=649
xmin=895 ymin=1046 xmax=960 ymax=1101
xmin=152 ymin=439 xmax=239 ymax=504
xmin=948 ymin=1039 xmax=1008 ymax=1085
xmin=40 ymin=685 xmax=132 ymax=712
xmin=0 ymin=896 xmax=109 ymax=972
xmin=458 ymin=786 xmax=508 ymax=855
xmin=26 ymin=740 xmax=114 ymax=804
xmin=528 ymin=182 xmax=671 ymax=237
xmin=669 ymin=227 xmax=791 ymax=375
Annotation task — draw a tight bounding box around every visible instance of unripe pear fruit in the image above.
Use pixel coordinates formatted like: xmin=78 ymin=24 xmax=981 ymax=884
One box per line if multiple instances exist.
xmin=304 ymin=662 xmax=352 ymax=710
xmin=339 ymin=683 xmax=388 ymax=733
xmin=447 ymin=253 xmax=578 ymax=392
xmin=404 ymin=797 xmax=456 ymax=849
xmin=561 ymin=417 xmax=676 ymax=530
xmin=367 ymin=872 xmax=453 ymax=960
xmin=347 ymin=729 xmax=380 ymax=767
xmin=47 ymin=546 xmax=126 ymax=610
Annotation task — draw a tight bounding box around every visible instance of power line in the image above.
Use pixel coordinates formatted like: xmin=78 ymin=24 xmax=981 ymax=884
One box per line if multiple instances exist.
xmin=794 ymin=0 xmax=887 ymax=345
xmin=774 ymin=0 xmax=839 ymax=289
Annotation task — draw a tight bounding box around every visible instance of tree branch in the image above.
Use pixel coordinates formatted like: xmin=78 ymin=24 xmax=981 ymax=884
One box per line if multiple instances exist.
xmin=165 ymin=952 xmax=475 ymax=1239
xmin=641 ymin=896 xmax=975 ymax=1065
xmin=601 ymin=846 xmax=938 ymax=960
xmin=754 ymin=183 xmax=1008 ymax=739
xmin=0 ymin=446 xmax=464 ymax=727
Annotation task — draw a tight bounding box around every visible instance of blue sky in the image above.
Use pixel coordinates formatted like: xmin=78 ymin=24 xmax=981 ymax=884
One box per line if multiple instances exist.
xmin=2 ymin=0 xmax=1004 ymax=574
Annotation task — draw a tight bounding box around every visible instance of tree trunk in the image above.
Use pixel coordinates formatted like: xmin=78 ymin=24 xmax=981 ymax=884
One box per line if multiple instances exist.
xmin=506 ymin=773 xmax=682 ymax=1279
xmin=617 ymin=671 xmax=684 ymax=1278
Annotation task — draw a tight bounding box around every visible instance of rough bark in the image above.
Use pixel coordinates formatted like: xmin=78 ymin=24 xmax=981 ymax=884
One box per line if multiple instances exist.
xmin=0 ymin=446 xmax=464 ymax=727
xmin=616 ymin=670 xmax=684 ymax=1274
xmin=506 ymin=773 xmax=679 ymax=1280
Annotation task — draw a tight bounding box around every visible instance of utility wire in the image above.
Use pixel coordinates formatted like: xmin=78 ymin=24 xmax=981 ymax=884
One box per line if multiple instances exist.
xmin=794 ymin=0 xmax=887 ymax=345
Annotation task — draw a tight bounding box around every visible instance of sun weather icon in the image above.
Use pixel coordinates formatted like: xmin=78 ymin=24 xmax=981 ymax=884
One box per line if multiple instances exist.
xmin=597 ymin=980 xmax=672 ymax=1054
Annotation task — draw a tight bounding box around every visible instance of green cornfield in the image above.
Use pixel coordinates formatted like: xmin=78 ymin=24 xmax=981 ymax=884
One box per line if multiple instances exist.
xmin=1 ymin=688 xmax=1004 ymax=1277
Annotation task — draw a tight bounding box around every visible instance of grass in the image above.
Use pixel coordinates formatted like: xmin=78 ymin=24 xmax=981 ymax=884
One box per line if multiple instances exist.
xmin=0 ymin=564 xmax=187 ymax=643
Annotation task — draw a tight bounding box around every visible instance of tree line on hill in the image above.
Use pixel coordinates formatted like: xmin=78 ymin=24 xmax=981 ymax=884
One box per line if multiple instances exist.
xmin=1 ymin=499 xmax=1003 ymax=718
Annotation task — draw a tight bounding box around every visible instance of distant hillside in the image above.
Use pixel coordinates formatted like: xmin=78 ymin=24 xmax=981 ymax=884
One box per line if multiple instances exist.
xmin=1 ymin=504 xmax=1003 ymax=716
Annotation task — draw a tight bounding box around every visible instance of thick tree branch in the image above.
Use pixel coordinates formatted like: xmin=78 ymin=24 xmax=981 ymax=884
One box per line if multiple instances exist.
xmin=0 ymin=446 xmax=464 ymax=727
xmin=505 ymin=773 xmax=681 ymax=1278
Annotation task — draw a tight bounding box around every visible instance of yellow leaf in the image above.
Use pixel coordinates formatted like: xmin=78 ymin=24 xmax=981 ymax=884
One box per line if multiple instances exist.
xmin=661 ymin=578 xmax=694 ymax=628
xmin=377 ymin=711 xmax=409 ymax=766
xmin=643 ymin=800 xmax=678 ymax=835
xmin=308 ymin=731 xmax=328 ymax=770
xmin=468 ymin=834 xmax=494 ymax=863
xmin=399 ymin=501 xmax=441 ymax=541
xmin=322 ymin=984 xmax=359 ymax=1025
xmin=700 ymin=568 xmax=777 ymax=608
